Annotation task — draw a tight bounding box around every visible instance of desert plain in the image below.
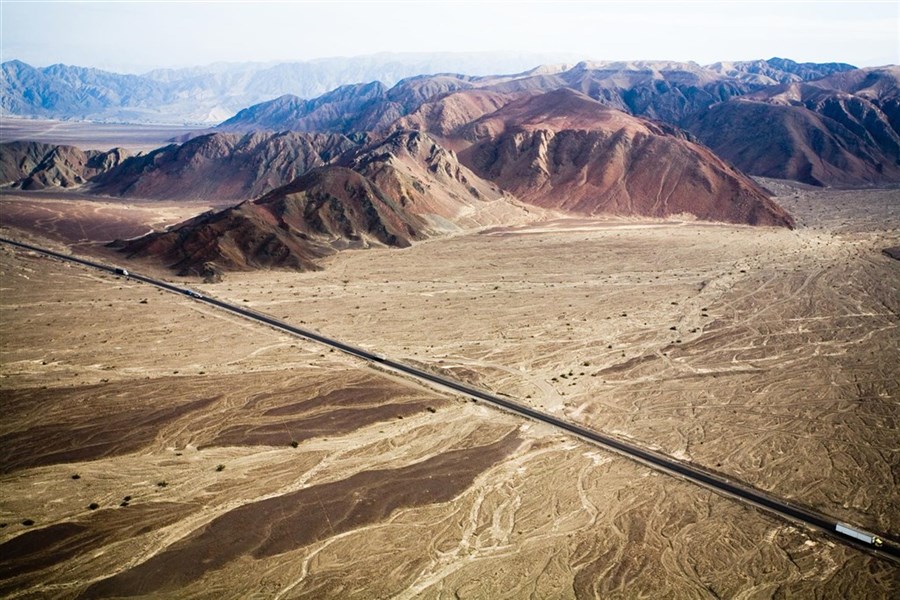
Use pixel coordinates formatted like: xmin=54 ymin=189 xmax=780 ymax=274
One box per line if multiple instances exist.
xmin=1 ymin=179 xmax=898 ymax=598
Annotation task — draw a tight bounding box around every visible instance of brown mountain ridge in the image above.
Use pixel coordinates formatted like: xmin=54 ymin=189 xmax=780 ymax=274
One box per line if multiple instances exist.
xmin=112 ymin=90 xmax=793 ymax=275
xmin=0 ymin=141 xmax=129 ymax=190
xmin=113 ymin=129 xmax=536 ymax=273
xmin=452 ymin=89 xmax=794 ymax=226
xmin=683 ymin=67 xmax=900 ymax=186
xmin=90 ymin=131 xmax=363 ymax=201
xmin=114 ymin=166 xmax=426 ymax=274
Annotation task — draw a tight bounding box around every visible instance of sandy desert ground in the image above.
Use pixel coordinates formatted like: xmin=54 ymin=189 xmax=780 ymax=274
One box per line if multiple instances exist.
xmin=201 ymin=181 xmax=900 ymax=536
xmin=0 ymin=180 xmax=898 ymax=597
xmin=0 ymin=190 xmax=224 ymax=252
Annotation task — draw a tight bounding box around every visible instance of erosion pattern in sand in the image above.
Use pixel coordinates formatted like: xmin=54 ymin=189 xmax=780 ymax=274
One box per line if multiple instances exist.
xmin=204 ymin=183 xmax=900 ymax=539
xmin=0 ymin=184 xmax=898 ymax=598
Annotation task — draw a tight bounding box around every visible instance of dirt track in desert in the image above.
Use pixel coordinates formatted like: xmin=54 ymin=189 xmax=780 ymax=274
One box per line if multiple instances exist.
xmin=1 ymin=181 xmax=898 ymax=597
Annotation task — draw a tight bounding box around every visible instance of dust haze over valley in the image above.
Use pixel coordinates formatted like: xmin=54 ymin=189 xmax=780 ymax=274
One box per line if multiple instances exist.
xmin=2 ymin=1 xmax=900 ymax=598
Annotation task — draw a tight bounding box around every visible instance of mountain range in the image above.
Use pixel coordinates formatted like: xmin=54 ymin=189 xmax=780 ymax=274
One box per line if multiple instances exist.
xmin=3 ymin=55 xmax=897 ymax=274
xmin=217 ymin=61 xmax=900 ymax=187
xmin=2 ymin=56 xmax=856 ymax=126
xmin=111 ymin=130 xmax=534 ymax=273
xmin=215 ymin=57 xmax=859 ymax=131
xmin=8 ymin=56 xmax=894 ymax=188
xmin=684 ymin=67 xmax=900 ymax=185
xmin=0 ymin=53 xmax=577 ymax=124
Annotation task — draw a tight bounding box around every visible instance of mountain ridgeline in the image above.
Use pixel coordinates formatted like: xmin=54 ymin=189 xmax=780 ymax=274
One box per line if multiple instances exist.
xmin=0 ymin=141 xmax=130 ymax=190
xmin=114 ymin=166 xmax=428 ymax=273
xmin=111 ymin=129 xmax=537 ymax=273
xmin=0 ymin=53 xmax=577 ymax=124
xmin=4 ymin=55 xmax=897 ymax=273
xmin=216 ymin=58 xmax=860 ymax=132
xmin=90 ymin=131 xmax=365 ymax=201
xmin=215 ymin=59 xmax=899 ymax=188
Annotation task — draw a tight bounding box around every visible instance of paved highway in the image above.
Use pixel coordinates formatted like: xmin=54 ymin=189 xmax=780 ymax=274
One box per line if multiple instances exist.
xmin=2 ymin=236 xmax=898 ymax=563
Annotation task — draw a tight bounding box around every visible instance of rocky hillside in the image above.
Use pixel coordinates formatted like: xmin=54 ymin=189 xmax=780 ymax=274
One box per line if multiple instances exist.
xmin=90 ymin=131 xmax=362 ymax=200
xmin=0 ymin=141 xmax=130 ymax=189
xmin=391 ymin=89 xmax=520 ymax=139
xmin=454 ymin=89 xmax=794 ymax=226
xmin=112 ymin=130 xmax=534 ymax=273
xmin=810 ymin=66 xmax=900 ymax=133
xmin=114 ymin=166 xmax=427 ymax=273
xmin=340 ymin=130 xmax=531 ymax=230
xmin=684 ymin=68 xmax=900 ymax=186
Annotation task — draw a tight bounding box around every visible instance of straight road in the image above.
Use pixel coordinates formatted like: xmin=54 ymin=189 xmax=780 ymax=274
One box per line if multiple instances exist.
xmin=2 ymin=236 xmax=897 ymax=563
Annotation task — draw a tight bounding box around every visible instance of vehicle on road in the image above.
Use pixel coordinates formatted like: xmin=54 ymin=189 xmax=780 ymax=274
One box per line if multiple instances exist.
xmin=836 ymin=523 xmax=884 ymax=547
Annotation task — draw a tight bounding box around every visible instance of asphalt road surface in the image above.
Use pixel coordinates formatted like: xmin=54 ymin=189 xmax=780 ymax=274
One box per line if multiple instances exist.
xmin=2 ymin=236 xmax=897 ymax=563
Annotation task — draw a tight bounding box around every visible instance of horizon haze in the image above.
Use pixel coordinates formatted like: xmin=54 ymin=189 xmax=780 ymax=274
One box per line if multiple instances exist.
xmin=1 ymin=1 xmax=897 ymax=73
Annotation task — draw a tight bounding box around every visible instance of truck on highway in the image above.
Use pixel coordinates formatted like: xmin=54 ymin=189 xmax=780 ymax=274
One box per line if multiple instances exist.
xmin=836 ymin=523 xmax=884 ymax=547
xmin=114 ymin=268 xmax=129 ymax=277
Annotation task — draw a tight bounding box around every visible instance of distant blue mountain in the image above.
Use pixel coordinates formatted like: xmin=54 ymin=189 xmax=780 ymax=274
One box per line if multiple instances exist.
xmin=1 ymin=55 xmax=858 ymax=125
xmin=0 ymin=52 xmax=582 ymax=124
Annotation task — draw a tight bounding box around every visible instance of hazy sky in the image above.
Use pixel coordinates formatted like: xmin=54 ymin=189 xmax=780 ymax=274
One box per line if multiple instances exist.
xmin=1 ymin=1 xmax=897 ymax=73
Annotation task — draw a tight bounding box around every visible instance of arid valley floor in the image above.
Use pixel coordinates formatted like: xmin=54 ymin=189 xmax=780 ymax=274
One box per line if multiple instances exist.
xmin=1 ymin=180 xmax=898 ymax=597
